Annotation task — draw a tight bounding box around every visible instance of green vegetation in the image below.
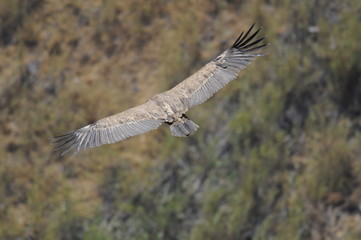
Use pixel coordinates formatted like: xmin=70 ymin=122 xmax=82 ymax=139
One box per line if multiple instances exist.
xmin=1 ymin=0 xmax=360 ymax=239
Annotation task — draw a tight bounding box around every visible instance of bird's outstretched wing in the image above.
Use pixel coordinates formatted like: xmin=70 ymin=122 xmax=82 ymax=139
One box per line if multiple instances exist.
xmin=53 ymin=101 xmax=165 ymax=156
xmin=170 ymin=23 xmax=268 ymax=108
xmin=53 ymin=24 xmax=267 ymax=156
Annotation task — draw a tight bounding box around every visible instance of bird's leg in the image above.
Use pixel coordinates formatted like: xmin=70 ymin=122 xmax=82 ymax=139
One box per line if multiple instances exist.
xmin=165 ymin=116 xmax=173 ymax=123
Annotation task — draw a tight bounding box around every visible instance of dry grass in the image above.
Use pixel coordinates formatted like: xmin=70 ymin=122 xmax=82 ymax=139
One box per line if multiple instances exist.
xmin=0 ymin=0 xmax=361 ymax=239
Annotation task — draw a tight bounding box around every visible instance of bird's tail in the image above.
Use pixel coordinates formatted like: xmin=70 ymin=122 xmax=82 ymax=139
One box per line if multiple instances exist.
xmin=170 ymin=115 xmax=199 ymax=137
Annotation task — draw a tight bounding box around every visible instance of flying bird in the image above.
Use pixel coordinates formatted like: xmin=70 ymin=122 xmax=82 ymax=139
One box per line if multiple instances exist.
xmin=53 ymin=24 xmax=268 ymax=156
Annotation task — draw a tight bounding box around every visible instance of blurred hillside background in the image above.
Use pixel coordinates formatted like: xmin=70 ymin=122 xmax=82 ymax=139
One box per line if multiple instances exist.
xmin=0 ymin=0 xmax=361 ymax=239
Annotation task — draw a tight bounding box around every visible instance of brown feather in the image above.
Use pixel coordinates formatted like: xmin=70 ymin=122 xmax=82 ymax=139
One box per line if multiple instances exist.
xmin=53 ymin=24 xmax=268 ymax=156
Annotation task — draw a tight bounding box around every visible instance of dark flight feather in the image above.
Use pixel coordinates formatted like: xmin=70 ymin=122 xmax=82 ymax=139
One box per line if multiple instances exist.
xmin=53 ymin=24 xmax=268 ymax=156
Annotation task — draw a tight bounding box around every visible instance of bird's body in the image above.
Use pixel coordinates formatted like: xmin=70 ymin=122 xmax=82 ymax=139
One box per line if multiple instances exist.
xmin=54 ymin=24 xmax=268 ymax=156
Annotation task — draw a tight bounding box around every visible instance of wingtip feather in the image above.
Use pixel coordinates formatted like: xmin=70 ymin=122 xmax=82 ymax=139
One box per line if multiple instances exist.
xmin=231 ymin=23 xmax=268 ymax=53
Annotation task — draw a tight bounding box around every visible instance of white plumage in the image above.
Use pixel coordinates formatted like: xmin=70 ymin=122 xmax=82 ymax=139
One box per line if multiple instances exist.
xmin=53 ymin=24 xmax=268 ymax=156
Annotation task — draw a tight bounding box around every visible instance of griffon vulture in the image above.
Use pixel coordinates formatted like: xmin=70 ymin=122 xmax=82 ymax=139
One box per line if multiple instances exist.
xmin=54 ymin=24 xmax=268 ymax=156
